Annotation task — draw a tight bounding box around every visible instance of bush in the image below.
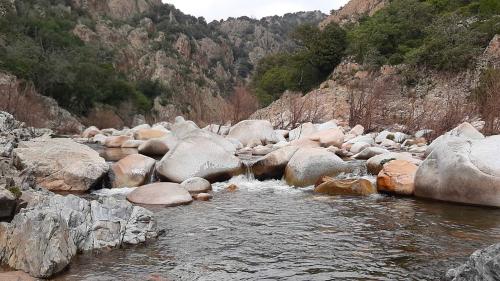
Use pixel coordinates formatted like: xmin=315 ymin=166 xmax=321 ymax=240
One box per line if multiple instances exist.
xmin=252 ymin=22 xmax=347 ymax=105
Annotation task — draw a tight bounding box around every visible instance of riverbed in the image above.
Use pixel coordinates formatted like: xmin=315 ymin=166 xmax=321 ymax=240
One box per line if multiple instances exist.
xmin=53 ymin=175 xmax=500 ymax=281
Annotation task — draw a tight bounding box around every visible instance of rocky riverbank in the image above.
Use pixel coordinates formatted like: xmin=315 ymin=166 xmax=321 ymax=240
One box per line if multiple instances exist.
xmin=1 ymin=110 xmax=499 ymax=279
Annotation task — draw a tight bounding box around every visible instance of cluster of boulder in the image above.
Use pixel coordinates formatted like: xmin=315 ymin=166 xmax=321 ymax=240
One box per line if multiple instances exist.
xmin=2 ymin=109 xmax=499 ymax=279
xmin=0 ymin=112 xmax=159 ymax=279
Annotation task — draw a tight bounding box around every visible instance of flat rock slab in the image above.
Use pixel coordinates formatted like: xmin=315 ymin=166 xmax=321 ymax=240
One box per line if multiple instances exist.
xmin=13 ymin=138 xmax=109 ymax=192
xmin=127 ymin=182 xmax=193 ymax=206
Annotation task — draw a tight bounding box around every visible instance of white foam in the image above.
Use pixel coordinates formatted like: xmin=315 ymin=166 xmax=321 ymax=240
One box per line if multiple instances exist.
xmin=212 ymin=175 xmax=303 ymax=194
xmin=92 ymin=187 xmax=137 ymax=196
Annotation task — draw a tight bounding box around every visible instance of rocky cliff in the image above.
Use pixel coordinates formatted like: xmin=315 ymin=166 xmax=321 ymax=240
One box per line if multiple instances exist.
xmin=1 ymin=0 xmax=326 ymax=128
xmin=320 ymin=0 xmax=387 ymax=27
xmin=70 ymin=0 xmax=162 ymax=20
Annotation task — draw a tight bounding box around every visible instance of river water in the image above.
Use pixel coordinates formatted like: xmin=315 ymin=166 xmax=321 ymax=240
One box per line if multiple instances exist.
xmin=53 ymin=174 xmax=500 ymax=281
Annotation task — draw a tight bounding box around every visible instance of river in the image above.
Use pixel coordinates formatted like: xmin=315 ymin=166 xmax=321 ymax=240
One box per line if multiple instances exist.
xmin=53 ymin=173 xmax=500 ymax=281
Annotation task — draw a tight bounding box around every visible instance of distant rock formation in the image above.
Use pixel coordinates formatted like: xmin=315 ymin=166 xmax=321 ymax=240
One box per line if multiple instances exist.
xmin=320 ymin=0 xmax=387 ymax=28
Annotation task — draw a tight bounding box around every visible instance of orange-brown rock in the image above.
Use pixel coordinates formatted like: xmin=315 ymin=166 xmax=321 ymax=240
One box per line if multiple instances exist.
xmin=314 ymin=178 xmax=376 ymax=196
xmin=134 ymin=129 xmax=168 ymax=140
xmin=104 ymin=136 xmax=133 ymax=148
xmin=111 ymin=154 xmax=156 ymax=188
xmin=377 ymin=160 xmax=418 ymax=195
xmin=193 ymin=193 xmax=213 ymax=201
xmin=227 ymin=184 xmax=238 ymax=192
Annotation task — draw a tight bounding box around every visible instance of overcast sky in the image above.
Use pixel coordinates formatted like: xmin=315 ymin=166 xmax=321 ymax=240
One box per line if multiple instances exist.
xmin=163 ymin=0 xmax=350 ymax=22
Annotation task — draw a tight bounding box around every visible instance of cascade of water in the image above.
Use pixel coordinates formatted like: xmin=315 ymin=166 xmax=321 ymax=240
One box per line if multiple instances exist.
xmin=242 ymin=160 xmax=255 ymax=181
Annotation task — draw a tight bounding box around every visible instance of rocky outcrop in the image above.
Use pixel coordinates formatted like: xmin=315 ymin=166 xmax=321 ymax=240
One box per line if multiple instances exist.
xmin=415 ymin=135 xmax=500 ymax=207
xmin=13 ymin=138 xmax=109 ymax=192
xmin=70 ymin=0 xmax=161 ymax=20
xmin=320 ymin=0 xmax=387 ymax=27
xmin=446 ymin=243 xmax=500 ymax=281
xmin=0 ymin=73 xmax=83 ymax=133
xmin=0 ymin=192 xmax=157 ymax=278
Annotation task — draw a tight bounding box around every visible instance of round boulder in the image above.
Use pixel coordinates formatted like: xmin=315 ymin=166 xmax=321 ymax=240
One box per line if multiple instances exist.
xmin=367 ymin=152 xmax=421 ymax=175
xmin=284 ymin=148 xmax=352 ymax=187
xmin=138 ymin=136 xmax=177 ymax=156
xmin=110 ymin=154 xmax=156 ymax=188
xmin=181 ymin=177 xmax=212 ymax=194
xmin=227 ymin=120 xmax=274 ymax=147
xmin=308 ymin=128 xmax=345 ymax=148
xmin=127 ymin=182 xmax=193 ymax=206
xmin=252 ymin=146 xmax=299 ymax=180
xmin=156 ymin=136 xmax=242 ymax=183
xmin=415 ymin=135 xmax=500 ymax=207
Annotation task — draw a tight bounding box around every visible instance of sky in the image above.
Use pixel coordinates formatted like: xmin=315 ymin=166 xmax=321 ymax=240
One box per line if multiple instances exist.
xmin=163 ymin=0 xmax=350 ymax=22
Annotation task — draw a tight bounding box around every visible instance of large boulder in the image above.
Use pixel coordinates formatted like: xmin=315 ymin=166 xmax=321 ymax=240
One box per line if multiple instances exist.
xmin=284 ymin=148 xmax=352 ymax=187
xmin=227 ymin=120 xmax=274 ymax=147
xmin=314 ymin=177 xmax=376 ymax=196
xmin=350 ymin=142 xmax=371 ymax=154
xmin=348 ymin=124 xmax=364 ymax=136
xmin=138 ymin=135 xmax=178 ymax=156
xmin=104 ymin=135 xmax=133 ymax=148
xmin=446 ymin=243 xmax=500 ymax=281
xmin=170 ymin=119 xmax=199 ymax=139
xmin=134 ymin=129 xmax=168 ymax=140
xmin=354 ymin=147 xmax=390 ymax=160
xmin=110 ymin=154 xmax=156 ymax=188
xmin=156 ymin=136 xmax=242 ymax=183
xmin=426 ymin=122 xmax=485 ymax=156
xmin=308 ymin=128 xmax=345 ymax=148
xmin=415 ymin=135 xmax=500 ymax=207
xmin=252 ymin=146 xmax=299 ymax=180
xmin=13 ymin=138 xmax=109 ymax=192
xmin=180 ymin=177 xmax=212 ymax=195
xmin=367 ymin=152 xmax=421 ymax=175
xmin=82 ymin=126 xmax=101 ymax=138
xmin=289 ymin=122 xmax=317 ymax=141
xmin=127 ymin=182 xmax=193 ymax=206
xmin=121 ymin=139 xmax=144 ymax=148
xmin=0 ymin=193 xmax=157 ymax=278
xmin=377 ymin=160 xmax=418 ymax=196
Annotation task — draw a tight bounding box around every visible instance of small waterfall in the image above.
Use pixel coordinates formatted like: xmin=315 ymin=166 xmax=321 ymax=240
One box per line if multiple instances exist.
xmin=242 ymin=159 xmax=255 ymax=181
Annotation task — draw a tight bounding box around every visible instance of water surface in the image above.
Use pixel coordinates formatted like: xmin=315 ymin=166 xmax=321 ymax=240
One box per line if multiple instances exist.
xmin=53 ymin=176 xmax=500 ymax=281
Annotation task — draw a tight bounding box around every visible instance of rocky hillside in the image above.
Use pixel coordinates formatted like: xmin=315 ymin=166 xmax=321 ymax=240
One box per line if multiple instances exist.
xmin=320 ymin=0 xmax=387 ymax=27
xmin=0 ymin=0 xmax=325 ymax=130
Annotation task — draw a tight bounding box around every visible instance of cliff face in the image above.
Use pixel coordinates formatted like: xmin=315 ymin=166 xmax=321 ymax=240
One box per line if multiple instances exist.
xmin=217 ymin=12 xmax=326 ymax=74
xmin=70 ymin=0 xmax=161 ymax=20
xmin=69 ymin=6 xmax=326 ymax=124
xmin=2 ymin=0 xmax=326 ymax=127
xmin=320 ymin=0 xmax=387 ymax=27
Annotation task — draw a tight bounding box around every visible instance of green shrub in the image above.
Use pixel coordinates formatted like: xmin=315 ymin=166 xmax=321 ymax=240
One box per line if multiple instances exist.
xmin=7 ymin=186 xmax=22 ymax=199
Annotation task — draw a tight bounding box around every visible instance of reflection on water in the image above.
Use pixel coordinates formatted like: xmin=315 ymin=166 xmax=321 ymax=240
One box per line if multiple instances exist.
xmin=53 ymin=176 xmax=500 ymax=281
